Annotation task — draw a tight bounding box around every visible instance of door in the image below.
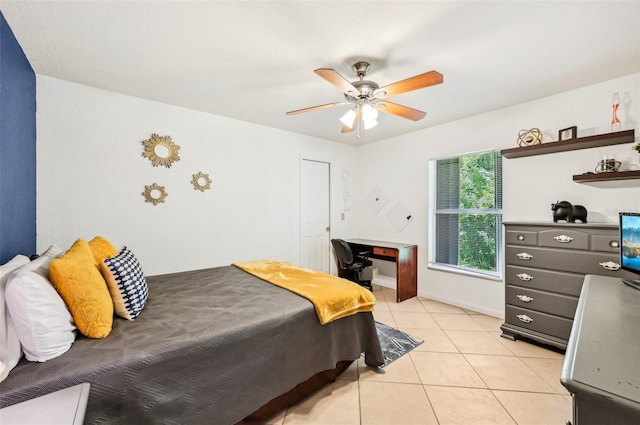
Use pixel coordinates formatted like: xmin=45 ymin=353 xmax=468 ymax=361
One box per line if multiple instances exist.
xmin=300 ymin=159 xmax=330 ymax=272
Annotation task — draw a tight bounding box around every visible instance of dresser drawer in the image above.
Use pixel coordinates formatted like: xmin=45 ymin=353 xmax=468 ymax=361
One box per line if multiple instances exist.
xmin=506 ymin=285 xmax=578 ymax=319
xmin=505 ymin=265 xmax=584 ymax=296
xmin=539 ymin=229 xmax=589 ymax=250
xmin=591 ymin=234 xmax=621 ymax=253
xmin=505 ymin=229 xmax=538 ymax=246
xmin=505 ymin=305 xmax=574 ymax=341
xmin=373 ymin=246 xmax=398 ymax=258
xmin=505 ymin=246 xmax=636 ymax=277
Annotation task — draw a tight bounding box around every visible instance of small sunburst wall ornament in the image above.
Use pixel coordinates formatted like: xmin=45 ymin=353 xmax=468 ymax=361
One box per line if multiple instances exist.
xmin=141 ymin=133 xmax=181 ymax=168
xmin=142 ymin=183 xmax=168 ymax=206
xmin=191 ymin=172 xmax=212 ymax=192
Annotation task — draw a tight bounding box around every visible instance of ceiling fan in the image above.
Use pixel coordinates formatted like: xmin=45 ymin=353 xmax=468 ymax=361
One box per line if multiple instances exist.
xmin=286 ymin=61 xmax=443 ymax=138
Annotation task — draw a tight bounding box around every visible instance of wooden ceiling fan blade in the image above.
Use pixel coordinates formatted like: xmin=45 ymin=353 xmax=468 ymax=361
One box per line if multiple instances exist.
xmin=286 ymin=102 xmax=344 ymax=115
xmin=375 ymin=70 xmax=443 ymax=98
xmin=315 ymin=68 xmax=360 ymax=96
xmin=377 ymin=101 xmax=426 ymax=121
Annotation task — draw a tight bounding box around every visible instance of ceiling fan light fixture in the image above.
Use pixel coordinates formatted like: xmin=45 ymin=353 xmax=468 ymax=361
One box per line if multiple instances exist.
xmin=362 ymin=103 xmax=378 ymax=120
xmin=339 ymin=109 xmax=357 ymax=128
xmin=363 ymin=117 xmax=378 ymax=130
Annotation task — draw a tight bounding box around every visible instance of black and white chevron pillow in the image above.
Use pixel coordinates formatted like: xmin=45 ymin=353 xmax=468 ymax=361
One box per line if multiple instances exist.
xmin=101 ymin=247 xmax=148 ymax=320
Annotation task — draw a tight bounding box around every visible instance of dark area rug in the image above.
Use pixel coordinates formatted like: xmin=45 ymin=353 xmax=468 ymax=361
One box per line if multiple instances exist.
xmin=375 ymin=321 xmax=423 ymax=367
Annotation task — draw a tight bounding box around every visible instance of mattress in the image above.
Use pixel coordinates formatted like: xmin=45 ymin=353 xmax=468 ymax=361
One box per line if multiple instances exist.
xmin=0 ymin=265 xmax=384 ymax=424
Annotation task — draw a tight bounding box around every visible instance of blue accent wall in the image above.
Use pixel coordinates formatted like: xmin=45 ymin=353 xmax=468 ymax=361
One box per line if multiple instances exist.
xmin=0 ymin=12 xmax=36 ymax=263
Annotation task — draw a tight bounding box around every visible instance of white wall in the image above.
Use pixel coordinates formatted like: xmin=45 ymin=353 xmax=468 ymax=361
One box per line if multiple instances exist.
xmin=353 ymin=73 xmax=640 ymax=317
xmin=36 ymin=76 xmax=358 ymax=276
xmin=36 ymin=73 xmax=640 ymax=318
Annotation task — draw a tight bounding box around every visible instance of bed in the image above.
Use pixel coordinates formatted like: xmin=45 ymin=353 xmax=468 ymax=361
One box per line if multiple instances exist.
xmin=0 ymin=263 xmax=384 ymax=424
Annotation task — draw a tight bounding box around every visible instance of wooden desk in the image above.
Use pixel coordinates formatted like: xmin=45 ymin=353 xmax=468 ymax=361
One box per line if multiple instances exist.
xmin=344 ymin=239 xmax=417 ymax=302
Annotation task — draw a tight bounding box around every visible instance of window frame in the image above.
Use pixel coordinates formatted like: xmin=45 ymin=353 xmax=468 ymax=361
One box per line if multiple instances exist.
xmin=428 ymin=149 xmax=503 ymax=281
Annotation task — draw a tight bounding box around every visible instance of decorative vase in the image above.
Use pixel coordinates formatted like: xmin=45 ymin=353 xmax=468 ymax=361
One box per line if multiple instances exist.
xmin=611 ymin=92 xmax=621 ymax=131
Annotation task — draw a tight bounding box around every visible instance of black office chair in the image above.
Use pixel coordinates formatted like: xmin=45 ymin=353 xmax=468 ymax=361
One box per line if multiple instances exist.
xmin=331 ymin=239 xmax=374 ymax=291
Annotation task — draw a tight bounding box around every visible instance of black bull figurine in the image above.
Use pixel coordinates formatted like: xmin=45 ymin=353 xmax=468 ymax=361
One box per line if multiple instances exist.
xmin=551 ymin=201 xmax=588 ymax=223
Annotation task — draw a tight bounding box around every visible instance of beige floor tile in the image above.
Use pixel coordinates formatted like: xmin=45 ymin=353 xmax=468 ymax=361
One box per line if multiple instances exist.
xmin=400 ymin=328 xmax=459 ymax=353
xmin=372 ymin=285 xmax=389 ymax=302
xmin=420 ymin=299 xmax=466 ymax=314
xmin=392 ymin=312 xmax=440 ymax=329
xmin=337 ymin=359 xmax=359 ymax=381
xmin=445 ymin=330 xmax=514 ymax=355
xmin=265 ymin=409 xmax=286 ymax=425
xmin=520 ymin=357 xmax=568 ymax=394
xmin=463 ymin=308 xmax=481 ymax=314
xmin=411 ymin=351 xmax=486 ymax=388
xmin=465 ymin=354 xmax=556 ymax=393
xmin=359 ymin=381 xmax=438 ymax=425
xmin=380 ymin=287 xmax=397 ymax=300
xmin=372 ymin=310 xmax=396 ymax=327
xmin=493 ymin=390 xmax=572 ymax=425
xmin=424 ymin=385 xmax=516 ymax=425
xmin=357 ymin=354 xmax=421 ymax=384
xmin=470 ymin=313 xmax=505 ymax=332
xmin=431 ymin=313 xmax=485 ymax=331
xmin=493 ymin=333 xmax=565 ymax=359
xmin=373 ymin=299 xmax=390 ymax=312
xmin=283 ymin=379 xmax=360 ymax=425
xmin=388 ymin=297 xmax=427 ymax=313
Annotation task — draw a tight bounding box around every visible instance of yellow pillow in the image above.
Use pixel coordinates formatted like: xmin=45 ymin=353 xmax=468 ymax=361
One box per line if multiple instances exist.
xmin=88 ymin=236 xmax=117 ymax=266
xmin=49 ymin=238 xmax=113 ymax=338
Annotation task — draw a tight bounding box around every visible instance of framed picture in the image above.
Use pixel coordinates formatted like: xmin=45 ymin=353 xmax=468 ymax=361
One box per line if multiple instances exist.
xmin=559 ymin=126 xmax=577 ymax=141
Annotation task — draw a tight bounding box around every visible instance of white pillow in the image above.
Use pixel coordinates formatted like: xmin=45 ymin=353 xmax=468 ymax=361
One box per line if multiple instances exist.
xmin=6 ymin=245 xmax=76 ymax=362
xmin=0 ymin=254 xmax=31 ymax=382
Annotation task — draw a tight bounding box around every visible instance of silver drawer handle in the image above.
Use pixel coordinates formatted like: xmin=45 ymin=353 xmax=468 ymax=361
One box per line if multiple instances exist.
xmin=516 ymin=273 xmax=533 ymax=281
xmin=516 ymin=314 xmax=534 ymax=323
xmin=599 ymin=261 xmax=621 ymax=271
xmin=516 ymin=294 xmax=534 ymax=302
xmin=516 ymin=252 xmax=533 ymax=260
xmin=553 ymin=234 xmax=574 ymax=243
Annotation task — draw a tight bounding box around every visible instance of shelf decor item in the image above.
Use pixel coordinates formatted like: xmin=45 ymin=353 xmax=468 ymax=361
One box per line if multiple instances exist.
xmin=516 ymin=128 xmax=543 ymax=146
xmin=611 ymin=92 xmax=621 ymax=131
xmin=558 ymin=126 xmax=577 ymax=141
xmin=595 ymin=155 xmax=621 ymax=173
xmin=141 ymin=133 xmax=181 ymax=168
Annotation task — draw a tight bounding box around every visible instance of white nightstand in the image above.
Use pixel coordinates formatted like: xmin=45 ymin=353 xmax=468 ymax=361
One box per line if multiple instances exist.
xmin=0 ymin=383 xmax=90 ymax=425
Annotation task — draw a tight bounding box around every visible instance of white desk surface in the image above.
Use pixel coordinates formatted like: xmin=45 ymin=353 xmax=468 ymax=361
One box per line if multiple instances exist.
xmin=0 ymin=383 xmax=90 ymax=425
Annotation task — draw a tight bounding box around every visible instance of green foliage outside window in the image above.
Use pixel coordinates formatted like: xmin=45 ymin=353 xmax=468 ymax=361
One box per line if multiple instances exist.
xmin=458 ymin=152 xmax=501 ymax=272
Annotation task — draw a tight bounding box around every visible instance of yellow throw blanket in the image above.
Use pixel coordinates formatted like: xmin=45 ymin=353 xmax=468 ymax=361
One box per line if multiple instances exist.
xmin=233 ymin=260 xmax=375 ymax=325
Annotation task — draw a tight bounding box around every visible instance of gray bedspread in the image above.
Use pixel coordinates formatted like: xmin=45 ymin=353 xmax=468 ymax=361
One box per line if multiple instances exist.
xmin=0 ymin=265 xmax=383 ymax=424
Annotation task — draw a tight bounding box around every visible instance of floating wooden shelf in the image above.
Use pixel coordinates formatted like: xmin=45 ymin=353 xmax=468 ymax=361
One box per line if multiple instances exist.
xmin=573 ymin=170 xmax=640 ymax=183
xmin=500 ymin=129 xmax=635 ymax=158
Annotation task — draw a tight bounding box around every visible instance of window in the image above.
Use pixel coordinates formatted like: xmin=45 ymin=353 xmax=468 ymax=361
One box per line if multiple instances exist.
xmin=428 ymin=150 xmax=503 ymax=279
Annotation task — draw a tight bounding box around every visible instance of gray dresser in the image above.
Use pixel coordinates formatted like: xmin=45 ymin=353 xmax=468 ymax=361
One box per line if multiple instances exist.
xmin=501 ymin=222 xmax=637 ymax=350
xmin=561 ymin=275 xmax=640 ymax=425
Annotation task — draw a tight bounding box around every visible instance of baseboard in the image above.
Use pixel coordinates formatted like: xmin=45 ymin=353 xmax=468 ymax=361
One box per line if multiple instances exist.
xmin=372 ymin=275 xmax=503 ymax=319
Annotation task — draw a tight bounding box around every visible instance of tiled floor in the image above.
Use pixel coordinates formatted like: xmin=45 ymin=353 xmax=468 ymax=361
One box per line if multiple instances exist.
xmin=266 ymin=284 xmax=572 ymax=425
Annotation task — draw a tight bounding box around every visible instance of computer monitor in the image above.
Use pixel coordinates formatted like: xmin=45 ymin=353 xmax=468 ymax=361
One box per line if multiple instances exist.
xmin=620 ymin=212 xmax=640 ymax=290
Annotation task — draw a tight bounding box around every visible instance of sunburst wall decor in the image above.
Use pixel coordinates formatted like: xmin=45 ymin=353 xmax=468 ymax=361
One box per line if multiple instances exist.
xmin=142 ymin=183 xmax=168 ymax=206
xmin=141 ymin=133 xmax=181 ymax=168
xmin=191 ymin=172 xmax=212 ymax=192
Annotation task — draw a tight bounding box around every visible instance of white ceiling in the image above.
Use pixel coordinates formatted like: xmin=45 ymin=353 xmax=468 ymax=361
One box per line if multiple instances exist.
xmin=2 ymin=1 xmax=639 ymax=145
